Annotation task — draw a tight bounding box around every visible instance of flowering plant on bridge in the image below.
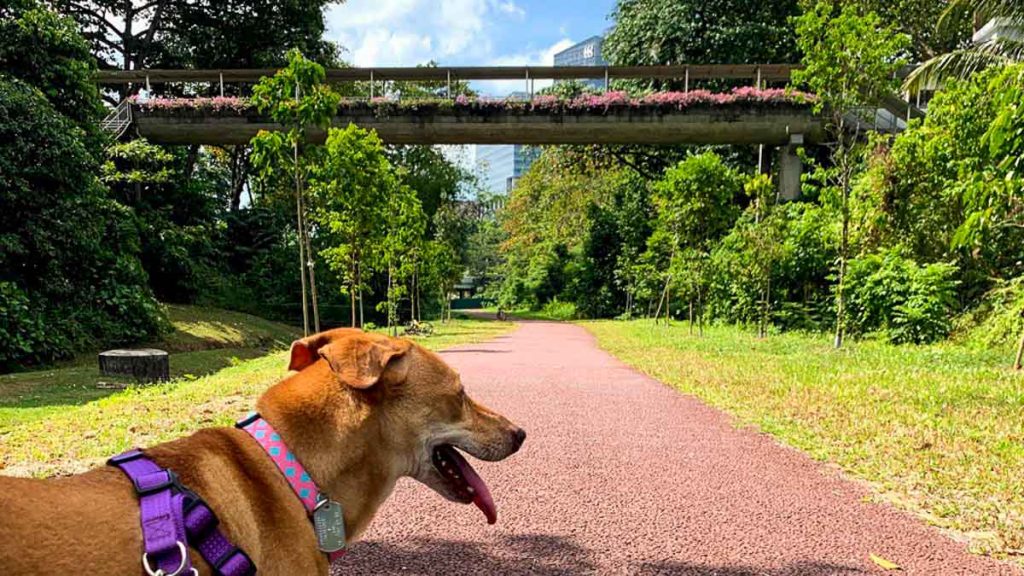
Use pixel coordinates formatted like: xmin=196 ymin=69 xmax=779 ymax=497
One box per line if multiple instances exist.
xmin=131 ymin=95 xmax=251 ymax=115
xmin=131 ymin=87 xmax=814 ymax=118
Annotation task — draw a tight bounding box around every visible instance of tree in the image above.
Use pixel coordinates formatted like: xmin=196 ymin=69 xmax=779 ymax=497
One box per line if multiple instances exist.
xmin=605 ymin=0 xmax=801 ymax=86
xmin=0 ymin=0 xmax=103 ymax=136
xmin=376 ymin=185 xmax=426 ymax=335
xmin=51 ymin=0 xmax=171 ymax=79
xmin=844 ymin=0 xmax=972 ymax=62
xmin=904 ymin=0 xmax=1024 ymax=92
xmin=52 ymin=0 xmax=340 ymax=74
xmin=250 ymin=50 xmax=340 ymax=335
xmin=387 ymin=145 xmax=471 ymax=226
xmin=793 ymin=2 xmax=909 ymax=347
xmin=649 ymin=152 xmax=742 ymax=332
xmin=0 ymin=76 xmax=164 ymax=368
xmin=310 ymin=125 xmax=400 ymax=328
xmin=497 ymin=149 xmax=623 ymax=310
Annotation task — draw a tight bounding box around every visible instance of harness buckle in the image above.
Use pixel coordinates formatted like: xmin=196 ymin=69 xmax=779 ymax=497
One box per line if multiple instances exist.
xmin=134 ymin=469 xmax=181 ymax=496
xmin=142 ymin=541 xmax=196 ymax=576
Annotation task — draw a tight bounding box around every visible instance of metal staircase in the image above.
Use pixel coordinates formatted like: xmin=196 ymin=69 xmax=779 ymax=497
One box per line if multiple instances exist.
xmin=100 ymin=98 xmax=133 ymax=139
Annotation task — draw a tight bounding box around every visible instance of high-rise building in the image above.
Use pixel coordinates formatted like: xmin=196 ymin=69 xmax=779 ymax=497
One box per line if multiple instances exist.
xmin=475 ymin=144 xmax=541 ymax=196
xmin=553 ymin=35 xmax=608 ymax=89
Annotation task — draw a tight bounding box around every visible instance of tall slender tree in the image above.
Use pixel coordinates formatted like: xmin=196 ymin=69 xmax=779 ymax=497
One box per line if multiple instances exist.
xmin=250 ymin=50 xmax=340 ymax=335
xmin=793 ymin=1 xmax=909 ymax=348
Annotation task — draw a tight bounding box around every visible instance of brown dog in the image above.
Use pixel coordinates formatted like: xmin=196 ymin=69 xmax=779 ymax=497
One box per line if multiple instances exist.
xmin=0 ymin=329 xmax=525 ymax=574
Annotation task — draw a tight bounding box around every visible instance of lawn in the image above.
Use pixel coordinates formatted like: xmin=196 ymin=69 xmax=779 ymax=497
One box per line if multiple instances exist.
xmin=0 ymin=307 xmax=514 ymax=478
xmin=584 ymin=320 xmax=1024 ymax=560
xmin=0 ymin=304 xmax=301 ymax=429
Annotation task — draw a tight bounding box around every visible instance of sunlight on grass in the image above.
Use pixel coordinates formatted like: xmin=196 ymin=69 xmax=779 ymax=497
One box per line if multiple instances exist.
xmin=0 ymin=318 xmax=514 ymax=478
xmin=584 ymin=320 xmax=1024 ymax=559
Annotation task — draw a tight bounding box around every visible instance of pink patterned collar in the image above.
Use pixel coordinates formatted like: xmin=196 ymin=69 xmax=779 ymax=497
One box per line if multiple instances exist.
xmin=237 ymin=413 xmax=346 ymax=561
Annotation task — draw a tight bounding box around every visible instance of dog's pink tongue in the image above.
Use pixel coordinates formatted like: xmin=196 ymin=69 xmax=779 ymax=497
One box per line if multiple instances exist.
xmin=449 ymin=449 xmax=497 ymax=524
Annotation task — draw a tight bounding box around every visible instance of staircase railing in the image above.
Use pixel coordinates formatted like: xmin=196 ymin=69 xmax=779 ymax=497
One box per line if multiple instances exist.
xmin=101 ymin=98 xmax=133 ymax=139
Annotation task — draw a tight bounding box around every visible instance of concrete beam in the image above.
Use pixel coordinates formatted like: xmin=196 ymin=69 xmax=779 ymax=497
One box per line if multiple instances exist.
xmin=132 ymin=106 xmax=823 ymax=146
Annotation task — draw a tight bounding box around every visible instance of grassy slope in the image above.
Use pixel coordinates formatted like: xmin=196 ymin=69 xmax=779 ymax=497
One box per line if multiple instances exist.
xmin=0 ymin=305 xmax=300 ymax=429
xmin=584 ymin=320 xmax=1024 ymax=559
xmin=0 ymin=307 xmax=514 ymax=477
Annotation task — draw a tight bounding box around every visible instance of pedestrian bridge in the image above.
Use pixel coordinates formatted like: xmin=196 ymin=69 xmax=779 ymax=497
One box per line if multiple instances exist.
xmin=95 ymin=65 xmax=921 ymax=147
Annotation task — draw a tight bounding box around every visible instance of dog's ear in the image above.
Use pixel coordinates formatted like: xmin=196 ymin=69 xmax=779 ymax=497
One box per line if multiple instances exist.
xmin=289 ymin=331 xmax=411 ymax=389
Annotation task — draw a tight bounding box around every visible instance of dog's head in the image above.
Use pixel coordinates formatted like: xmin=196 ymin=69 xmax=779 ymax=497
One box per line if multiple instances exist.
xmin=280 ymin=328 xmax=525 ymax=525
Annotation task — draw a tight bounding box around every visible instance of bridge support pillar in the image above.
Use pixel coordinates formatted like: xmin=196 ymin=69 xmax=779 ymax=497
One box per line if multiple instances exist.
xmin=778 ymin=134 xmax=803 ymax=201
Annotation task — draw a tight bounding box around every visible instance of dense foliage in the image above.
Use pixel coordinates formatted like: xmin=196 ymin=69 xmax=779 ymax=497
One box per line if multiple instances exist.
xmin=604 ymin=0 xmax=801 ymax=79
xmin=486 ymin=0 xmax=1024 ymax=362
xmin=0 ymin=77 xmax=165 ymax=368
xmin=0 ymin=1 xmax=166 ymax=368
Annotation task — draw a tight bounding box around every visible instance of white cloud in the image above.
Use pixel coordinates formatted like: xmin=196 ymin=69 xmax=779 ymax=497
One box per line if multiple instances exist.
xmin=497 ymin=1 xmax=526 ymax=18
xmin=325 ymin=0 xmax=579 ymax=96
xmin=326 ymin=0 xmax=505 ymax=67
xmin=476 ymin=38 xmax=576 ymax=96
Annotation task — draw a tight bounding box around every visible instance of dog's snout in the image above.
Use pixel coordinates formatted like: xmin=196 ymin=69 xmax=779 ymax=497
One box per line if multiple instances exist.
xmin=512 ymin=427 xmax=526 ymax=450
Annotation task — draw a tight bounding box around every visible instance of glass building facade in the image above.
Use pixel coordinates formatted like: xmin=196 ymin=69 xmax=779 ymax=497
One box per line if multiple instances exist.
xmin=553 ymin=36 xmax=608 ymax=89
xmin=475 ymin=145 xmax=541 ymax=196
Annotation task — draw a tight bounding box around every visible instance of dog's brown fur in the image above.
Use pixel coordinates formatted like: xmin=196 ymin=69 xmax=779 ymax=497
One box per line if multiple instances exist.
xmin=0 ymin=329 xmax=524 ymax=574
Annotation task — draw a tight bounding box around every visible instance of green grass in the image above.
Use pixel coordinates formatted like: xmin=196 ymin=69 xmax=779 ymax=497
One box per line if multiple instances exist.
xmin=583 ymin=320 xmax=1024 ymax=560
xmin=0 ymin=309 xmax=514 ymax=478
xmin=0 ymin=305 xmax=301 ymax=429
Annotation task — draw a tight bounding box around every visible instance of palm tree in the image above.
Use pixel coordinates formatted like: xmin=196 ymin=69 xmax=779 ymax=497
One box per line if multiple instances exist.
xmin=904 ymin=0 xmax=1024 ymax=93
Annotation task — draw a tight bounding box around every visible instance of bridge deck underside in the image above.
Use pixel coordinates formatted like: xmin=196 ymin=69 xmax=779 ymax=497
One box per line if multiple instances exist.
xmin=132 ymin=106 xmax=823 ymax=146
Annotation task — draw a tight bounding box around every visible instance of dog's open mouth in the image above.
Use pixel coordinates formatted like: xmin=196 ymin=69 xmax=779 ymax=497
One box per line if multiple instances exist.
xmin=431 ymin=444 xmax=497 ymax=524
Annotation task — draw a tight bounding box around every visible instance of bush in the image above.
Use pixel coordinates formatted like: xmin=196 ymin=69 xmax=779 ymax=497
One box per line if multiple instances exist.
xmin=954 ymin=277 xmax=1024 ymax=349
xmin=0 ymin=77 xmax=165 ymax=368
xmin=540 ymin=299 xmax=578 ymax=321
xmin=844 ymin=249 xmax=958 ymax=344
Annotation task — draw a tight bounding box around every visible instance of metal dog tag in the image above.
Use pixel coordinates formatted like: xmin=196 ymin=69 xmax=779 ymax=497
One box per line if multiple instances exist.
xmin=313 ymin=494 xmax=347 ymax=553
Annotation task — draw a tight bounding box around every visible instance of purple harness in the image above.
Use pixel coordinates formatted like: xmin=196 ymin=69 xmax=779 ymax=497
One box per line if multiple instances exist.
xmin=108 ymin=450 xmax=255 ymax=576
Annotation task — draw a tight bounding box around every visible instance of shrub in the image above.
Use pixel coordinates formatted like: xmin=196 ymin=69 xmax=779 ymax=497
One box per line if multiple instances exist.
xmin=844 ymin=249 xmax=958 ymax=344
xmin=0 ymin=77 xmax=165 ymax=368
xmin=540 ymin=299 xmax=578 ymax=321
xmin=954 ymin=277 xmax=1024 ymax=349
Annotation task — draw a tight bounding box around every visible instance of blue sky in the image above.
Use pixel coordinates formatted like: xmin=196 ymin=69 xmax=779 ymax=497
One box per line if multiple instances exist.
xmin=325 ymin=0 xmax=618 ymax=95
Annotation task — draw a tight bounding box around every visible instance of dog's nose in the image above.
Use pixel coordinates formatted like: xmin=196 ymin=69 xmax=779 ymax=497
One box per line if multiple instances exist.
xmin=512 ymin=428 xmax=526 ymax=450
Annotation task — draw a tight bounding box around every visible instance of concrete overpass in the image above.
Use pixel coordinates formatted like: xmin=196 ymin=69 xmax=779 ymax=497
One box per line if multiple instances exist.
xmin=129 ymin=103 xmax=824 ymax=147
xmin=95 ymin=64 xmax=921 ymax=199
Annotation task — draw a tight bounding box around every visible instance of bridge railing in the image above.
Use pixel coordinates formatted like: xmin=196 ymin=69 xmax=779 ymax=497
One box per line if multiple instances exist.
xmin=94 ymin=64 xmax=798 ymax=99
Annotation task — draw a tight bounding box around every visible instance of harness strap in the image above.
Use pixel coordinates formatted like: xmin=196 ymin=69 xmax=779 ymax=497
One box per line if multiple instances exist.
xmin=109 ymin=450 xmax=256 ymax=576
xmin=110 ymin=450 xmax=194 ymax=576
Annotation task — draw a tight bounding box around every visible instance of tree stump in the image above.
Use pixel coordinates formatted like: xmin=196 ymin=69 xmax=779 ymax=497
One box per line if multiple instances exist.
xmin=98 ymin=349 xmax=170 ymax=383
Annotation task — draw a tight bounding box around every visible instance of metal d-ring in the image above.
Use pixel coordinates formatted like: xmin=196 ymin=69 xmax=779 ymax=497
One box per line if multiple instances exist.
xmin=142 ymin=541 xmax=189 ymax=576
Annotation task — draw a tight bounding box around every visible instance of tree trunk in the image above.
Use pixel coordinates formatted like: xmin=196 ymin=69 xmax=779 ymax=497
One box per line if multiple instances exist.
xmin=666 ymin=287 xmax=672 ymax=324
xmin=689 ymin=298 xmax=694 ymax=335
xmin=185 ymin=145 xmax=200 ymax=182
xmin=1015 ymin=330 xmax=1024 ymax=371
xmin=294 ymin=143 xmax=309 ymax=336
xmin=228 ymin=146 xmax=250 ymax=211
xmin=387 ymin=260 xmax=394 ymax=336
xmin=99 ymin=349 xmax=169 ymax=383
xmin=299 ymin=177 xmax=320 ymax=333
xmin=833 ymin=117 xmax=853 ymax=350
xmin=350 ymin=281 xmax=357 ymax=328
xmin=697 ymin=283 xmax=704 ymax=337
xmin=834 ymin=193 xmax=849 ymax=349
xmin=653 ymin=274 xmax=671 ymax=325
xmin=357 ymin=260 xmax=365 ymax=328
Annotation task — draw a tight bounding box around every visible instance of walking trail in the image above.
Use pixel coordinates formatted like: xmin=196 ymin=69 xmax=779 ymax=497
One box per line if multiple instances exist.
xmin=333 ymin=320 xmax=1019 ymax=575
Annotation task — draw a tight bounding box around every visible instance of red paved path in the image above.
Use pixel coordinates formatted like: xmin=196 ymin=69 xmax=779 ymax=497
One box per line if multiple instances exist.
xmin=333 ymin=321 xmax=1019 ymax=575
